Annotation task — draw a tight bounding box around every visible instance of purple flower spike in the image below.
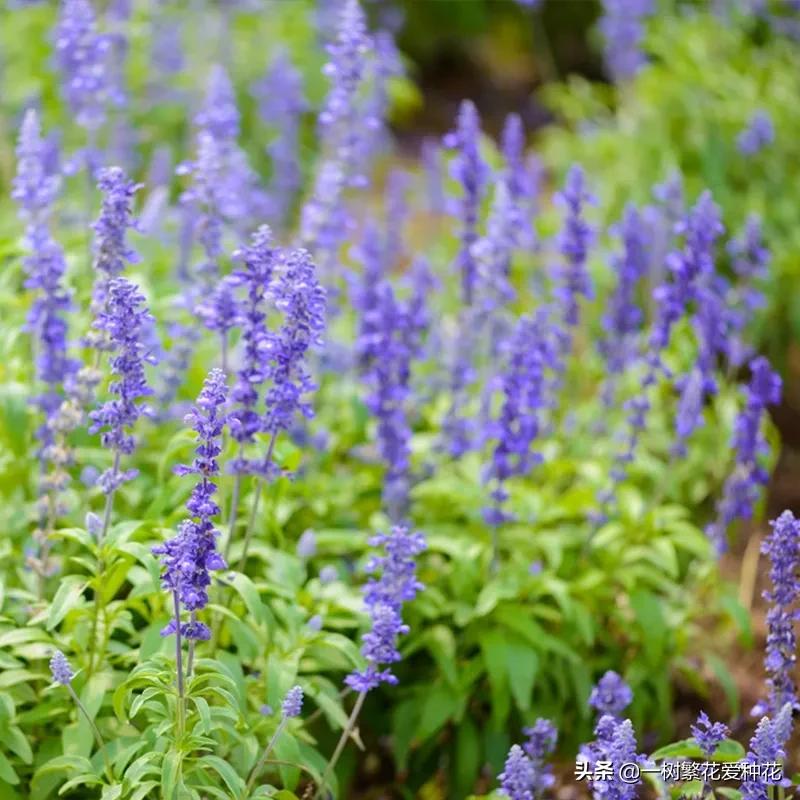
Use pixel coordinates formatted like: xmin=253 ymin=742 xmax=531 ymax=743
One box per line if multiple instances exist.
xmin=498 ymin=745 xmax=535 ymax=800
xmin=89 ymin=278 xmax=157 ymax=494
xmin=737 ymin=110 xmax=774 ymax=156
xmin=262 ymin=248 xmax=327 ymax=442
xmin=154 ymin=369 xmax=229 ymax=641
xmin=13 ymin=110 xmax=61 ymax=222
xmin=589 ymin=671 xmax=633 ymax=718
xmin=346 ymin=525 xmax=426 ymax=692
xmin=751 ymin=511 xmax=800 ymax=717
xmin=691 ymin=711 xmax=729 ymax=757
xmin=196 ymin=64 xmax=240 ymax=144
xmin=444 ymin=99 xmax=490 ymax=306
xmin=50 ymin=650 xmax=74 ymax=685
xmin=54 ymin=0 xmax=114 ymax=133
xmin=281 ymin=685 xmax=304 ymax=719
xmin=599 ymin=0 xmax=655 ymax=83
xmin=89 ymin=166 xmax=142 ymax=317
xmin=740 ymin=704 xmax=793 ymax=800
xmin=706 ymin=357 xmax=781 ymax=553
xmin=228 ymin=226 xmax=280 ymax=455
xmin=599 ymin=204 xmax=648 ymax=377
xmin=554 ymin=165 xmax=594 ymax=332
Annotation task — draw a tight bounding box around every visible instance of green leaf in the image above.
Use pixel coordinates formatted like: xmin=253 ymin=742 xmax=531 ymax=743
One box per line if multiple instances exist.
xmin=203 ymin=755 xmax=246 ymax=799
xmin=46 ymin=577 xmax=86 ymax=631
xmin=479 ymin=630 xmax=510 ymax=729
xmin=0 ymin=726 xmax=32 ymax=763
xmin=506 ymin=640 xmax=538 ymax=712
xmin=0 ymin=752 xmax=19 ymax=785
xmin=227 ymin=572 xmax=268 ymax=629
xmin=161 ymin=750 xmax=182 ymax=800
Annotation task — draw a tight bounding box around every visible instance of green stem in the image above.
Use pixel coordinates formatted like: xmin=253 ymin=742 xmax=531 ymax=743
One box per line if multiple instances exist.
xmin=237 ymin=431 xmax=277 ymax=571
xmin=173 ymin=591 xmax=186 ymax=738
xmin=315 ymin=690 xmax=367 ymax=800
xmin=245 ymin=717 xmax=288 ymax=794
xmin=68 ymin=685 xmax=114 ymax=783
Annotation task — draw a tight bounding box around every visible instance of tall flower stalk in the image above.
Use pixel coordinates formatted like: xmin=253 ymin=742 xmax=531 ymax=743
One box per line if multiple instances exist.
xmin=13 ymin=109 xmax=76 ymax=582
xmin=154 ymin=370 xmax=228 ymax=714
xmin=89 ymin=278 xmax=156 ymax=541
xmin=317 ymin=525 xmax=425 ymax=798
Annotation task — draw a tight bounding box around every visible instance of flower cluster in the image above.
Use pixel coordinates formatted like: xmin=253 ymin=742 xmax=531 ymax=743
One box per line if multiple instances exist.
xmin=54 ymin=0 xmax=115 ymax=134
xmin=690 ymin=711 xmax=729 ymax=757
xmin=740 ymin=703 xmax=793 ymax=800
xmin=263 ymin=248 xmax=327 ymax=442
xmin=228 ymin=226 xmax=279 ymax=459
xmin=589 ymin=671 xmax=633 ymax=719
xmin=444 ymin=99 xmax=490 ymax=306
xmin=154 ymin=369 xmax=228 ymax=640
xmin=88 ymin=167 xmax=142 ymax=339
xmin=737 ymin=110 xmax=774 ymax=156
xmin=346 ymin=525 xmax=426 ymax=692
xmin=598 ymin=0 xmax=655 ymax=83
xmin=483 ymin=310 xmax=555 ymax=526
xmin=580 ymin=716 xmax=647 ymax=800
xmin=753 ymin=511 xmax=800 ymax=716
xmin=706 ymin=357 xmax=782 ymax=553
xmin=251 ymin=50 xmax=307 ymax=226
xmin=499 ymin=718 xmax=558 ymax=800
xmin=88 ymin=278 xmax=157 ymax=494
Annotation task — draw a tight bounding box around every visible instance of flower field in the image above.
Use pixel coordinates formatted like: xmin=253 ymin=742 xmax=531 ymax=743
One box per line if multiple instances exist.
xmin=0 ymin=1 xmax=798 ymax=799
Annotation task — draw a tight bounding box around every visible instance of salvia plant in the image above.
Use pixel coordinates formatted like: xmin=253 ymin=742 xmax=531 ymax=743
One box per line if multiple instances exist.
xmin=0 ymin=1 xmax=796 ymax=799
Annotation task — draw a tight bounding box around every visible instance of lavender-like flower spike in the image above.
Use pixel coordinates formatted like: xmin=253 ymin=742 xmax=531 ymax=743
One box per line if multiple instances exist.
xmin=599 ymin=205 xmax=648 ymax=377
xmin=281 ymin=685 xmax=304 ymax=719
xmin=89 ymin=166 xmax=142 ymax=316
xmin=54 ymin=0 xmax=113 ymax=134
xmin=50 ymin=650 xmax=74 ymax=685
xmin=589 ymin=671 xmax=633 ymax=718
xmin=501 ymin=112 xmax=536 ymax=247
xmin=444 ymin=99 xmax=490 ymax=306
xmin=251 ymin=50 xmax=307 ymax=226
xmin=301 ymin=0 xmax=371 ymax=281
xmin=88 ymin=278 xmax=157 ymax=495
xmin=346 ymin=525 xmax=426 ymax=692
xmin=691 ymin=711 xmax=729 ymax=757
xmin=421 ymin=137 xmax=446 ymax=215
xmin=752 ymin=511 xmax=800 ymax=717
xmin=483 ymin=310 xmax=554 ymax=528
xmin=262 ymin=248 xmax=327 ymax=447
xmin=580 ymin=715 xmax=647 ymax=800
xmin=740 ymin=704 xmax=793 ymax=800
xmin=737 ymin=110 xmax=774 ymax=156
xmin=227 ymin=227 xmax=279 ymax=464
xmin=553 ymin=165 xmax=594 ymax=333
xmin=598 ymin=0 xmax=654 ymax=83
xmin=196 ymin=64 xmax=240 ymax=144
xmin=499 ymin=718 xmax=558 ymax=799
xmin=318 ymin=0 xmax=372 ymax=179
xmin=13 ymin=110 xmax=61 ymax=222
xmin=727 ymin=215 xmax=769 ymax=367
xmin=705 ymin=357 xmax=781 ymax=553
xmin=154 ymin=369 xmax=228 ymax=641
xmin=498 ymin=745 xmax=535 ymax=800
xmin=360 ymin=283 xmax=415 ymax=519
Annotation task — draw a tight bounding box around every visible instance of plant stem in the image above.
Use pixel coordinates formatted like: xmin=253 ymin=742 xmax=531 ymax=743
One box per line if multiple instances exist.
xmin=245 ymin=716 xmax=288 ymax=794
xmin=224 ymin=445 xmax=245 ymax=561
xmin=68 ymin=684 xmax=114 ymax=783
xmin=187 ymin=612 xmax=197 ymax=678
xmin=237 ymin=431 xmax=277 ymax=571
xmin=315 ymin=690 xmax=367 ymax=800
xmin=99 ymin=451 xmax=121 ymax=544
xmin=173 ymin=590 xmax=186 ymax=737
